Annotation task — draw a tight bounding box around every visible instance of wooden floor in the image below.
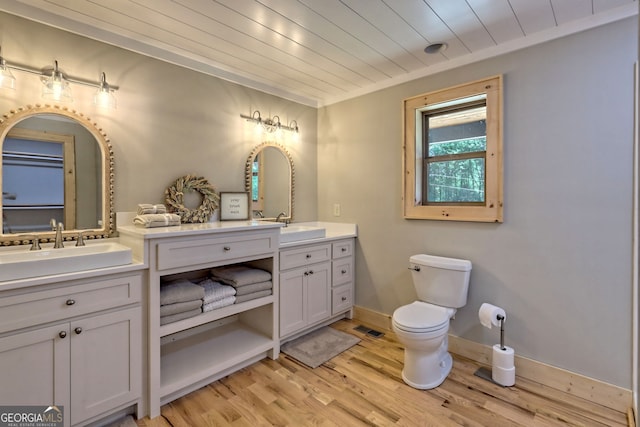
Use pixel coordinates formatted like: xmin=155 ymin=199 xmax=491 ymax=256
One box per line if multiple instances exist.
xmin=136 ymin=319 xmax=628 ymax=427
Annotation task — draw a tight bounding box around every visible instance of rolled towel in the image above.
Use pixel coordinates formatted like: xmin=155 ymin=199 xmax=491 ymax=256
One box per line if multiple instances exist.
xmin=134 ymin=213 xmax=180 ymax=228
xmin=137 ymin=203 xmax=167 ymax=215
xmin=198 ymin=278 xmax=236 ymax=304
xmin=203 ymin=296 xmax=236 ymax=312
xmin=160 ymin=299 xmax=203 ymax=317
xmin=234 ymin=280 xmax=272 ymax=296
xmin=160 ymin=279 xmax=205 ymax=305
xmin=211 ymin=265 xmax=272 ymax=287
xmin=160 ymin=308 xmax=202 ymax=325
xmin=235 ymin=289 xmax=272 ymax=304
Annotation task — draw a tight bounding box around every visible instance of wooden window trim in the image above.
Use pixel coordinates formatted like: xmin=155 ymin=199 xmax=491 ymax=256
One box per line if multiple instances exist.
xmin=403 ymin=75 xmax=503 ymax=222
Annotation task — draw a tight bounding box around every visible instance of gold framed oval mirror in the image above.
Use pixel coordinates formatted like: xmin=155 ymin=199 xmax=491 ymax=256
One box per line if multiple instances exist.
xmin=0 ymin=104 xmax=114 ymax=246
xmin=245 ymin=142 xmax=294 ymax=221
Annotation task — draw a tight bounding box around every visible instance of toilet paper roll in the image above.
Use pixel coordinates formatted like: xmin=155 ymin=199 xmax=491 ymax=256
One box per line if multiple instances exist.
xmin=492 ymin=344 xmax=515 ymax=386
xmin=492 ymin=344 xmax=514 ymax=368
xmin=479 ymin=303 xmax=506 ymax=329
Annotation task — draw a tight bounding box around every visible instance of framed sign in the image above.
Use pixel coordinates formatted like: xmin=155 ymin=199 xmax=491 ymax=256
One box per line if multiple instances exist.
xmin=219 ymin=192 xmax=250 ymax=220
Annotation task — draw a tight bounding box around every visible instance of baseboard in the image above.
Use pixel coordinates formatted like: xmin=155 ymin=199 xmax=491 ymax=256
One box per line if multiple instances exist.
xmin=353 ymin=305 xmax=632 ymax=414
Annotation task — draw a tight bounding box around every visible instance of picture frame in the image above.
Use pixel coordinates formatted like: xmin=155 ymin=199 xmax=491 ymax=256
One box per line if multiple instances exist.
xmin=219 ymin=192 xmax=250 ymax=221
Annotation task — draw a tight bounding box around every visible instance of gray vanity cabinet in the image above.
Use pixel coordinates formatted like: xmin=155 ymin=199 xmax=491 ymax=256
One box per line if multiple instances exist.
xmin=279 ymin=238 xmax=355 ymax=339
xmin=0 ymin=273 xmax=142 ymax=427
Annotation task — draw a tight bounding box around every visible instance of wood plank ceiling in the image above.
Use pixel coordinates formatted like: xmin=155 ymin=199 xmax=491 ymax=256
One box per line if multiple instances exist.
xmin=0 ymin=0 xmax=636 ymax=107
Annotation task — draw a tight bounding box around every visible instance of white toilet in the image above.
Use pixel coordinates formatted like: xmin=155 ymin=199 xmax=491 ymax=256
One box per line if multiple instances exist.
xmin=392 ymin=254 xmax=472 ymax=389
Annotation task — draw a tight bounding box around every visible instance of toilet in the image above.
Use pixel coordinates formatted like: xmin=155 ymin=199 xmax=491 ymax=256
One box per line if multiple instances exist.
xmin=392 ymin=254 xmax=472 ymax=389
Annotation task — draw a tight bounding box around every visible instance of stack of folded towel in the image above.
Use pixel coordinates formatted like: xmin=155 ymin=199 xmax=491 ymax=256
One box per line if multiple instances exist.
xmin=133 ymin=204 xmax=181 ymax=228
xmin=210 ymin=265 xmax=273 ymax=304
xmin=198 ymin=277 xmax=236 ymax=312
xmin=160 ymin=279 xmax=205 ymax=325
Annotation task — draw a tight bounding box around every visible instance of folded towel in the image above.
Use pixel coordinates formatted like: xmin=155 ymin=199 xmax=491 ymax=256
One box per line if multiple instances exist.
xmin=234 ymin=280 xmax=272 ymax=296
xmin=198 ymin=278 xmax=236 ymax=304
xmin=160 ymin=308 xmax=202 ymax=325
xmin=203 ymin=296 xmax=236 ymax=312
xmin=160 ymin=279 xmax=205 ymax=305
xmin=137 ymin=203 xmax=167 ymax=215
xmin=134 ymin=213 xmax=180 ymax=228
xmin=235 ymin=289 xmax=272 ymax=304
xmin=160 ymin=299 xmax=203 ymax=317
xmin=211 ymin=265 xmax=272 ymax=287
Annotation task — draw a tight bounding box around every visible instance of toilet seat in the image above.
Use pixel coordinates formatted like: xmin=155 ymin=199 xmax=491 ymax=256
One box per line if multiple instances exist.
xmin=393 ymin=301 xmax=451 ymax=333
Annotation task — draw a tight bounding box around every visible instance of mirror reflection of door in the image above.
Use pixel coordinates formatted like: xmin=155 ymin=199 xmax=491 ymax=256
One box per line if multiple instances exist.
xmin=2 ymin=128 xmax=76 ymax=233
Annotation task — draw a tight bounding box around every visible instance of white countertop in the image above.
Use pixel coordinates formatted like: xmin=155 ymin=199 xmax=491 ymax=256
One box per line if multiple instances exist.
xmin=117 ymin=219 xmax=282 ymax=239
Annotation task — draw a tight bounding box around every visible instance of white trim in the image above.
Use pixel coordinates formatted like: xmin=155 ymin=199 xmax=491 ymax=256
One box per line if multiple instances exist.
xmin=633 ymin=60 xmax=639 ymax=427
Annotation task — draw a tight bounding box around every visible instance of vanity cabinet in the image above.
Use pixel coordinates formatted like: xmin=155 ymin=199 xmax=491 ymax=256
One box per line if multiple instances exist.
xmin=0 ymin=273 xmax=142 ymax=427
xmin=116 ymin=224 xmax=281 ymax=418
xmin=279 ymin=238 xmax=354 ymax=339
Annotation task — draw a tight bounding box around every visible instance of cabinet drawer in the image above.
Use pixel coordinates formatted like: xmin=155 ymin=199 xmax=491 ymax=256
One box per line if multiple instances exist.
xmin=280 ymin=244 xmax=331 ymax=271
xmin=0 ymin=274 xmax=142 ymax=334
xmin=332 ymin=240 xmax=353 ymax=259
xmin=156 ymin=232 xmax=276 ymax=271
xmin=332 ymin=284 xmax=353 ymax=315
xmin=332 ymin=258 xmax=353 ymax=286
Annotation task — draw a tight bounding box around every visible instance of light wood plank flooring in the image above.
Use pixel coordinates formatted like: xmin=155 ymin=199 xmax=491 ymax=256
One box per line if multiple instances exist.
xmin=136 ymin=319 xmax=627 ymax=426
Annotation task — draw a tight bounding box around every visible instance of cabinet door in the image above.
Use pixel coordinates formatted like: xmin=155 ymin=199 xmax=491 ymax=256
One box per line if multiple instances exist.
xmin=70 ymin=306 xmax=141 ymax=425
xmin=306 ymin=261 xmax=331 ymax=325
xmin=0 ymin=323 xmax=70 ymax=411
xmin=280 ymin=267 xmax=307 ymax=337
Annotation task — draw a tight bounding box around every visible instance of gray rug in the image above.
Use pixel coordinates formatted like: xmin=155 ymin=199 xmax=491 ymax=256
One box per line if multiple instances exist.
xmin=281 ymin=327 xmax=360 ymax=368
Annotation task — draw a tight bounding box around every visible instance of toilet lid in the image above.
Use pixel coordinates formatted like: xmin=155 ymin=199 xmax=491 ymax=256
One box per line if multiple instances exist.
xmin=393 ymin=302 xmax=450 ymax=333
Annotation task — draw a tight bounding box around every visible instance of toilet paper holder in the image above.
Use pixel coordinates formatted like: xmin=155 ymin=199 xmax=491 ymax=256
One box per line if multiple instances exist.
xmin=497 ymin=314 xmax=505 ymax=350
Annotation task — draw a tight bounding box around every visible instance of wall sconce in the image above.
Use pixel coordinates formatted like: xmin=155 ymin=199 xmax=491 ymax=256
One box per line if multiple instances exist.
xmin=0 ymin=46 xmax=119 ymax=108
xmin=241 ymin=110 xmax=300 ymax=137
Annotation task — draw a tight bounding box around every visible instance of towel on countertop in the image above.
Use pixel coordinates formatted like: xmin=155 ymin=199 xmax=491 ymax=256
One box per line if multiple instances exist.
xmin=198 ymin=278 xmax=236 ymax=304
xmin=235 ymin=289 xmax=272 ymax=304
xmin=137 ymin=203 xmax=167 ymax=215
xmin=203 ymin=296 xmax=236 ymax=312
xmin=160 ymin=299 xmax=203 ymax=317
xmin=234 ymin=280 xmax=272 ymax=296
xmin=211 ymin=265 xmax=272 ymax=287
xmin=160 ymin=279 xmax=205 ymax=305
xmin=160 ymin=308 xmax=202 ymax=325
xmin=134 ymin=213 xmax=180 ymax=228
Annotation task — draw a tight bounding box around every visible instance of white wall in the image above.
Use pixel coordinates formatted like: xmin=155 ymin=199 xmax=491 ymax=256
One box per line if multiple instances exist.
xmin=318 ymin=17 xmax=637 ymax=388
xmin=0 ymin=12 xmax=318 ymax=223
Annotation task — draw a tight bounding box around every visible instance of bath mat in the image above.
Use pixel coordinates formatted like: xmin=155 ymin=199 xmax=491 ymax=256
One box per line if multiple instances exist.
xmin=281 ymin=327 xmax=360 ymax=368
xmin=105 ymin=415 xmax=137 ymax=427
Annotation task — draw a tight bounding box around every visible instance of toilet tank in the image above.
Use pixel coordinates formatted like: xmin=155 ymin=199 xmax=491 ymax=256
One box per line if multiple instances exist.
xmin=409 ymin=254 xmax=472 ymax=308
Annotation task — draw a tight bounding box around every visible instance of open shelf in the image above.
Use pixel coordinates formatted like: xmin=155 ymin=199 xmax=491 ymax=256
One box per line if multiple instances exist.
xmin=159 ymin=294 xmax=274 ymax=337
xmin=160 ymin=318 xmax=274 ymax=399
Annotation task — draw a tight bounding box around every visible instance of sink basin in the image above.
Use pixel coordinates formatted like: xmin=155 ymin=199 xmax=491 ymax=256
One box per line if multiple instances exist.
xmin=0 ymin=241 xmax=133 ymax=282
xmin=280 ymin=225 xmax=326 ymax=243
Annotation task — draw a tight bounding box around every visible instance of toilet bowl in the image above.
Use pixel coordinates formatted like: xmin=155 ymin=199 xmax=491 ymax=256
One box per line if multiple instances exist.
xmin=392 ymin=254 xmax=472 ymax=390
xmin=392 ymin=301 xmax=455 ymax=389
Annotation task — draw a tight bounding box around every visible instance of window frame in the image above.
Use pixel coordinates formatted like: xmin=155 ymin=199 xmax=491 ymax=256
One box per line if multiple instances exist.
xmin=403 ymin=75 xmax=503 ymax=222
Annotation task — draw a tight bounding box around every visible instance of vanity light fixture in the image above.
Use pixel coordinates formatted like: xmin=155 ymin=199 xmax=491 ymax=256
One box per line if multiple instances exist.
xmin=0 ymin=46 xmax=119 ymax=108
xmin=241 ymin=110 xmax=300 ymax=136
xmin=41 ymin=60 xmax=73 ymax=103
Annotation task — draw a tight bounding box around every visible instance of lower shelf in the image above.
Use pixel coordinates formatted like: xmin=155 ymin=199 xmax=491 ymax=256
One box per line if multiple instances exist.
xmin=160 ymin=319 xmax=275 ymax=399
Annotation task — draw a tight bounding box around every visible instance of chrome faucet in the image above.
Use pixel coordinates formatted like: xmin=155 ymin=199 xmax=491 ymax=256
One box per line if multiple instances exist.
xmin=53 ymin=221 xmax=64 ymax=249
xmin=275 ymin=212 xmax=289 ymax=227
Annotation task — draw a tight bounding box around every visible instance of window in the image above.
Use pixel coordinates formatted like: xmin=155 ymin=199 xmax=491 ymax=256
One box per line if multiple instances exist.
xmin=403 ymin=75 xmax=503 ymax=222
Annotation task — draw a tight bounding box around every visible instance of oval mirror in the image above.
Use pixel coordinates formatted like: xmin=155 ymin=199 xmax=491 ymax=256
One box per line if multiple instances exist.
xmin=245 ymin=142 xmax=294 ymax=221
xmin=0 ymin=105 xmax=114 ymax=245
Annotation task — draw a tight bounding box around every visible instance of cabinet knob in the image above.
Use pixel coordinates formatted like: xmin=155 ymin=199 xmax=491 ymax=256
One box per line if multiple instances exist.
xmin=74 ymin=327 xmax=83 ymax=335
xmin=308 ymin=270 xmax=314 ymax=275
xmin=341 ymin=247 xmax=347 ymax=252
xmin=59 ymin=331 xmax=67 ymax=339
xmin=341 ymin=296 xmax=347 ymax=301
xmin=65 ymin=299 xmax=75 ymax=306
xmin=305 ymin=254 xmax=311 ymax=259
xmin=303 ymin=271 xmax=308 ymax=276
xmin=223 ymin=246 xmax=231 ymax=251
xmin=341 ymin=269 xmax=347 ymax=274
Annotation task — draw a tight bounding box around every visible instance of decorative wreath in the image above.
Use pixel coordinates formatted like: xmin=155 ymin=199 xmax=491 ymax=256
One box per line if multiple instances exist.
xmin=165 ymin=175 xmax=220 ymax=223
